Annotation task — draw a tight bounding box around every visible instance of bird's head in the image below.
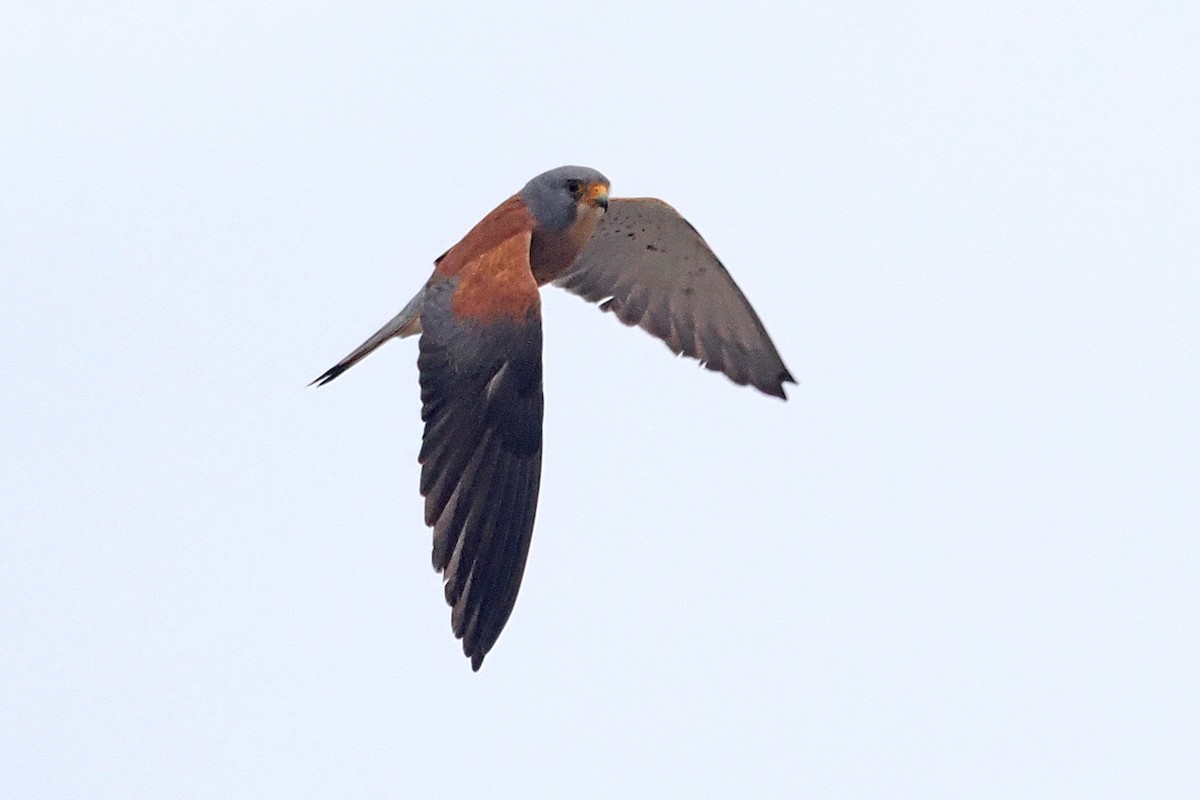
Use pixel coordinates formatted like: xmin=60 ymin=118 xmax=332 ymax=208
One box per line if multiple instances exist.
xmin=521 ymin=165 xmax=610 ymax=233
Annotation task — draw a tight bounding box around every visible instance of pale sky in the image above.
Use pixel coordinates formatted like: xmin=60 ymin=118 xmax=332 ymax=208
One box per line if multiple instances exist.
xmin=3 ymin=3 xmax=1198 ymax=797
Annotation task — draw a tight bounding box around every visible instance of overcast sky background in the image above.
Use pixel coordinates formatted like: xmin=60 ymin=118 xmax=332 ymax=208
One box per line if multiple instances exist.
xmin=3 ymin=3 xmax=1198 ymax=797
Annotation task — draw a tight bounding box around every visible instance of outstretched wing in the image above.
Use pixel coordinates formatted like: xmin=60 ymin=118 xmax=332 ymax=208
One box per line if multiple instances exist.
xmin=555 ymin=198 xmax=794 ymax=398
xmin=417 ymin=277 xmax=543 ymax=671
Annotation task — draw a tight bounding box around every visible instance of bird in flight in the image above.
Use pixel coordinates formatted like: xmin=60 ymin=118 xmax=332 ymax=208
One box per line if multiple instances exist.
xmin=313 ymin=166 xmax=793 ymax=670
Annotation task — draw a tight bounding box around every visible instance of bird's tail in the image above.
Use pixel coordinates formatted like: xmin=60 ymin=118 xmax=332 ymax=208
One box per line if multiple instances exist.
xmin=310 ymin=287 xmax=426 ymax=386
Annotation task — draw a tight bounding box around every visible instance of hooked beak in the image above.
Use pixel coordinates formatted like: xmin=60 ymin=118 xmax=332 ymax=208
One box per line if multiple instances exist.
xmin=587 ymin=182 xmax=610 ymax=210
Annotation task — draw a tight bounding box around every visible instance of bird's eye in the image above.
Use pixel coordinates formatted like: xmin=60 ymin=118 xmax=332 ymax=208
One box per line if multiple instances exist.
xmin=566 ymin=180 xmax=582 ymax=194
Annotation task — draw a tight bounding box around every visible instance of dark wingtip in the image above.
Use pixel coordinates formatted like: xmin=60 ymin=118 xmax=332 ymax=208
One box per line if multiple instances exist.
xmin=308 ymin=363 xmax=349 ymax=387
xmin=752 ymin=370 xmax=796 ymax=401
xmin=776 ymin=368 xmax=797 ymax=400
xmin=471 ymin=652 xmax=484 ymax=672
xmin=761 ymin=382 xmax=788 ymax=400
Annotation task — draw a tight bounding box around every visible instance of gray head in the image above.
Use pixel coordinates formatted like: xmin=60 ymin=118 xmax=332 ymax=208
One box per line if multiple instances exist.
xmin=519 ymin=165 xmax=610 ymax=232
